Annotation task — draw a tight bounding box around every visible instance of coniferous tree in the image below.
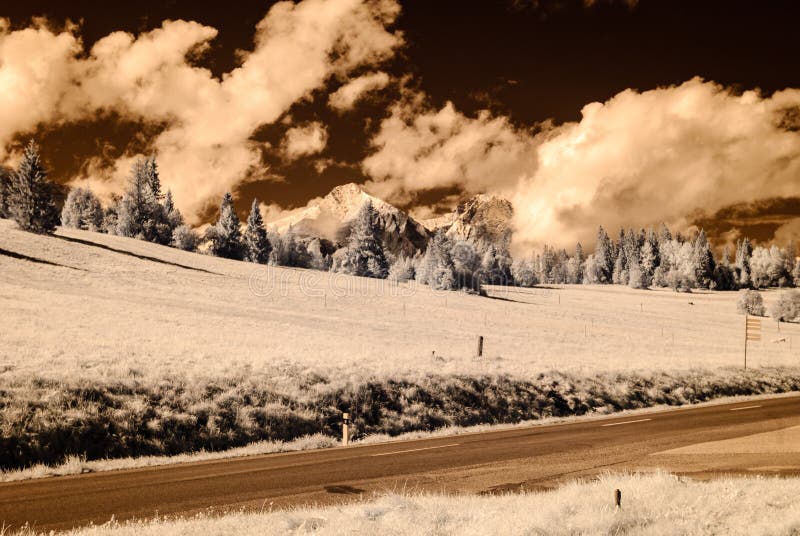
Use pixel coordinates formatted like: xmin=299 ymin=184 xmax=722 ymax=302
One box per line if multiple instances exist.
xmin=595 ymin=226 xmax=614 ymax=283
xmin=243 ymin=198 xmax=271 ymax=264
xmin=0 ymin=165 xmax=12 ymax=218
xmin=8 ymin=141 xmax=59 ymax=234
xmin=735 ymin=237 xmax=753 ymax=288
xmin=163 ymin=190 xmax=184 ymax=231
xmin=640 ymin=229 xmax=659 ymax=286
xmin=116 ymin=158 xmax=165 ymax=242
xmin=208 ymin=192 xmax=244 ymax=260
xmin=146 ymin=156 xmax=163 ymax=202
xmin=693 ymin=229 xmax=716 ymax=288
xmin=331 ymin=200 xmax=388 ymax=278
xmin=566 ymin=243 xmax=584 ymax=284
xmin=713 ymin=246 xmax=737 ymax=290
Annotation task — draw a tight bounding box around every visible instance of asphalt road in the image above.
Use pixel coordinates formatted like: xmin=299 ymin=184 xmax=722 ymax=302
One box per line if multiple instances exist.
xmin=2 ymin=395 xmax=800 ymax=532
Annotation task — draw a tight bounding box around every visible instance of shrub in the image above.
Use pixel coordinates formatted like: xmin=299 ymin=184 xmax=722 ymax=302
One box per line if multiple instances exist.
xmin=736 ymin=290 xmax=764 ymax=316
xmin=172 ymin=224 xmax=200 ymax=252
xmin=388 ymin=255 xmax=415 ymax=282
xmin=770 ymin=290 xmax=800 ymax=323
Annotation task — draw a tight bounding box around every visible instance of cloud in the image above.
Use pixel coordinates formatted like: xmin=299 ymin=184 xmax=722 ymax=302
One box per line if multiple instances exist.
xmin=281 ymin=121 xmax=329 ymax=161
xmin=512 ymin=78 xmax=800 ymax=249
xmin=0 ymin=19 xmax=84 ymax=157
xmin=774 ymin=218 xmax=800 ymax=247
xmin=363 ymin=79 xmax=800 ymax=250
xmin=0 ymin=0 xmax=403 ymax=223
xmin=328 ymin=71 xmax=391 ymax=111
xmin=362 ymin=90 xmax=539 ymax=205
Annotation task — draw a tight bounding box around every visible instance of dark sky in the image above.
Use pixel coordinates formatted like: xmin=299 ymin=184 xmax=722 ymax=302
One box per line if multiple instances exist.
xmin=4 ymin=0 xmax=800 ymax=243
xmin=10 ymin=0 xmax=800 ymax=124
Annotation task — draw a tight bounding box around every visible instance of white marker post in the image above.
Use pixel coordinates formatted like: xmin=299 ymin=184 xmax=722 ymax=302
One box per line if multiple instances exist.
xmin=342 ymin=412 xmax=351 ymax=446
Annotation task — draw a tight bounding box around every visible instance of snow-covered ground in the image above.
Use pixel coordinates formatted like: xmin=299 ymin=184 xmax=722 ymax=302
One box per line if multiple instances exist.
xmin=15 ymin=472 xmax=800 ymax=535
xmin=1 ymin=218 xmax=798 ymax=385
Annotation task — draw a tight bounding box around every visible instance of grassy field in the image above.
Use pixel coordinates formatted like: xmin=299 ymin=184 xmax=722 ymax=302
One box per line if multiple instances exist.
xmin=13 ymin=472 xmax=800 ymax=535
xmin=2 ymin=218 xmax=800 ymax=471
xmin=2 ymin=219 xmax=798 ymax=381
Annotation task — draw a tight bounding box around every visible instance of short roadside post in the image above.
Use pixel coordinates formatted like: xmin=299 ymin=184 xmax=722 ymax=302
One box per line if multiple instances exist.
xmin=615 ymin=489 xmax=622 ymax=508
xmin=476 ymin=336 xmax=484 ymax=358
xmin=342 ymin=412 xmax=351 ymax=446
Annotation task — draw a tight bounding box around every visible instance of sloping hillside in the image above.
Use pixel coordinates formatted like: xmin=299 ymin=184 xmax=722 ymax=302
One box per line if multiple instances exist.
xmin=1 ymin=217 xmax=799 ymax=383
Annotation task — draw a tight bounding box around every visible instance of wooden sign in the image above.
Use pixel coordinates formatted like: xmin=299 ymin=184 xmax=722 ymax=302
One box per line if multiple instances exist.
xmin=744 ymin=315 xmax=762 ymax=369
xmin=746 ymin=318 xmax=761 ymax=341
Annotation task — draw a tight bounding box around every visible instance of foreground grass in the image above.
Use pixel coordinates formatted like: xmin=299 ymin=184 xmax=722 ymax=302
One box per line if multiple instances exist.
xmin=13 ymin=472 xmax=800 ymax=535
xmin=3 ymin=367 xmax=800 ymax=472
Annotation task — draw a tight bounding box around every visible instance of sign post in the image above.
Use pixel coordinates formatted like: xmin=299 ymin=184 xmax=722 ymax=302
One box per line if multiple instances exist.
xmin=745 ymin=315 xmax=761 ymax=370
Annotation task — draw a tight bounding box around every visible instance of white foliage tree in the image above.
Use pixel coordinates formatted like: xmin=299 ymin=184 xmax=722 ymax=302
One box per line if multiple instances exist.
xmin=770 ymin=290 xmax=800 ymax=322
xmin=61 ymin=187 xmax=103 ymax=231
xmin=736 ymin=290 xmax=765 ymax=316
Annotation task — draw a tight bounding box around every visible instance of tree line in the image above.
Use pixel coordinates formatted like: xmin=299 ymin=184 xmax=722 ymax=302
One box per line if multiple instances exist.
xmin=2 ymin=141 xmax=798 ymax=294
xmin=512 ymin=225 xmax=800 ymax=292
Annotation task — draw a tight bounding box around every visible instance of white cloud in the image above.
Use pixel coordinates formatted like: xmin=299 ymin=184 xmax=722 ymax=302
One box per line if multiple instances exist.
xmin=0 ymin=0 xmax=403 ymax=222
xmin=512 ymin=78 xmax=800 ymax=249
xmin=328 ymin=71 xmax=391 ymax=111
xmin=363 ymin=79 xmax=800 ymax=249
xmin=362 ymin=91 xmax=539 ymax=205
xmin=281 ymin=121 xmax=329 ymax=161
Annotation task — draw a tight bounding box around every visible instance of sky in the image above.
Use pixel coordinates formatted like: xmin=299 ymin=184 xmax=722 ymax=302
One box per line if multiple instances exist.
xmin=1 ymin=0 xmax=799 ymax=250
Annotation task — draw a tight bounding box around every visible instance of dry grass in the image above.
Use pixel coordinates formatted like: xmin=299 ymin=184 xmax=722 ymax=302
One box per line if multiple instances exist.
xmin=11 ymin=472 xmax=800 ymax=535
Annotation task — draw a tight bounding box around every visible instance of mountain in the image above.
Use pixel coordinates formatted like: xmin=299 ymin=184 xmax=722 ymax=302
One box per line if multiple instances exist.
xmin=269 ymin=183 xmax=429 ymax=256
xmin=422 ymin=194 xmax=513 ymax=248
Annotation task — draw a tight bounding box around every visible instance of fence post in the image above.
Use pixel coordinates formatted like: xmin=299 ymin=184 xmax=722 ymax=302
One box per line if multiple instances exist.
xmin=342 ymin=412 xmax=350 ymax=446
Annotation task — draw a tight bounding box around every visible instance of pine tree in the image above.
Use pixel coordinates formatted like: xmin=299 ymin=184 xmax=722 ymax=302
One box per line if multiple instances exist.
xmin=208 ymin=192 xmax=244 ymax=260
xmin=693 ymin=229 xmax=716 ymax=288
xmin=243 ymin=198 xmax=271 ymax=264
xmin=331 ymin=200 xmax=388 ymax=278
xmin=116 ymin=158 xmax=159 ymax=241
xmin=639 ymin=231 xmax=658 ymax=285
xmin=566 ymin=243 xmax=584 ymax=284
xmin=8 ymin=140 xmax=59 ymax=234
xmin=595 ymin=226 xmax=614 ymax=283
xmin=0 ymin=165 xmax=12 ymax=218
xmin=146 ymin=156 xmax=163 ymax=202
xmin=163 ymin=190 xmax=184 ymax=231
xmin=736 ymin=237 xmax=753 ymax=288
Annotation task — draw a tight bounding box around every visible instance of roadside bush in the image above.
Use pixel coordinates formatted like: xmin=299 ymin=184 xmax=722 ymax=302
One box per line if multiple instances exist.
xmin=736 ymin=289 xmax=765 ymax=316
xmin=2 ymin=367 xmax=800 ymax=471
xmin=770 ymin=290 xmax=800 ymax=323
